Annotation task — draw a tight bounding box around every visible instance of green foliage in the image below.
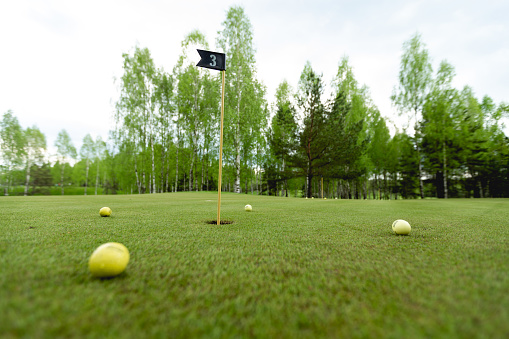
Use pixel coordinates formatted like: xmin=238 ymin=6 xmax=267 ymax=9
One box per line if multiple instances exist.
xmin=288 ymin=62 xmax=365 ymax=198
xmin=268 ymin=80 xmax=298 ymax=195
xmin=55 ymin=129 xmax=77 ymax=161
xmin=392 ymin=33 xmax=434 ymax=198
xmin=174 ymin=30 xmax=218 ymax=192
xmin=115 ymin=46 xmax=159 ymax=194
xmin=396 ymin=133 xmax=421 ymax=198
xmin=420 ymin=61 xmax=460 ymax=198
xmin=293 ymin=62 xmax=327 ymax=197
xmin=392 ymin=33 xmax=433 ymax=123
xmin=79 ymin=134 xmax=95 ymax=195
xmin=30 ymin=162 xmax=53 ymax=194
xmin=23 ymin=126 xmax=47 ymax=196
xmin=217 ymin=6 xmax=267 ymax=193
xmin=55 ymin=129 xmax=77 ymax=195
xmin=0 ymin=110 xmax=25 ymax=195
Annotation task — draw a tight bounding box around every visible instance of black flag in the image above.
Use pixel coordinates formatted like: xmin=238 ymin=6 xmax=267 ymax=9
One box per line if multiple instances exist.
xmin=196 ymin=49 xmax=226 ymax=71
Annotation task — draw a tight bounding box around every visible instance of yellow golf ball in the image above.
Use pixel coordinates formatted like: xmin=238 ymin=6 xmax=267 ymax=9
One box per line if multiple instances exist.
xmin=245 ymin=204 xmax=252 ymax=212
xmin=99 ymin=207 xmax=112 ymax=217
xmin=88 ymin=242 xmax=130 ymax=278
xmin=392 ymin=219 xmax=411 ymax=235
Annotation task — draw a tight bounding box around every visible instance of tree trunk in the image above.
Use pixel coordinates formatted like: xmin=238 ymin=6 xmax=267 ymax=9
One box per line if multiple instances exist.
xmin=151 ymin=137 xmax=156 ymax=194
xmin=189 ymin=151 xmax=194 ymax=192
xmin=166 ymin=148 xmax=170 ymax=192
xmin=161 ymin=148 xmax=165 ymax=193
xmin=206 ymin=158 xmax=210 ymax=191
xmin=195 ymin=160 xmax=198 ymax=192
xmin=95 ymin=160 xmax=99 ymax=195
xmin=384 ymin=172 xmax=388 ymax=200
xmin=257 ymin=171 xmax=260 ymax=195
xmin=234 ymin=144 xmax=241 ymax=193
xmin=175 ymin=143 xmax=179 ymax=192
xmin=443 ymin=141 xmax=448 ymax=199
xmin=24 ymin=159 xmax=31 ymax=196
xmin=392 ymin=173 xmax=399 ymax=200
xmin=84 ymin=159 xmax=89 ymax=195
xmin=134 ymin=156 xmax=141 ymax=194
xmin=183 ymin=172 xmax=186 ymax=191
xmin=363 ymin=178 xmax=368 ymax=200
xmin=4 ymin=171 xmax=8 ymax=195
xmin=201 ymin=156 xmax=205 ymax=191
xmin=60 ymin=162 xmax=65 ymax=195
xmin=416 ymin=142 xmax=425 ymax=199
xmin=142 ymin=170 xmax=146 ymax=194
xmin=306 ymin=165 xmax=313 ymax=198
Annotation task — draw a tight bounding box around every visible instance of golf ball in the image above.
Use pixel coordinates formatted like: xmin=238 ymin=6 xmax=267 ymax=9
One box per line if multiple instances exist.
xmin=245 ymin=204 xmax=252 ymax=212
xmin=392 ymin=219 xmax=411 ymax=235
xmin=99 ymin=207 xmax=112 ymax=217
xmin=89 ymin=242 xmax=130 ymax=278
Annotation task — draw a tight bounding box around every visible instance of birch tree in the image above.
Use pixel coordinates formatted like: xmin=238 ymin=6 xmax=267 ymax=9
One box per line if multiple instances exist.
xmin=115 ymin=46 xmax=157 ymax=193
xmin=174 ymin=30 xmax=217 ymax=191
xmin=0 ymin=110 xmax=24 ymax=195
xmin=420 ymin=61 xmax=458 ymax=198
xmin=23 ymin=126 xmax=46 ymax=196
xmin=217 ymin=6 xmax=266 ymax=193
xmin=391 ymin=33 xmax=433 ymax=198
xmin=55 ymin=129 xmax=77 ymax=195
xmin=153 ymin=70 xmax=175 ymax=192
xmin=94 ymin=136 xmax=107 ymax=195
xmin=80 ymin=134 xmax=95 ymax=195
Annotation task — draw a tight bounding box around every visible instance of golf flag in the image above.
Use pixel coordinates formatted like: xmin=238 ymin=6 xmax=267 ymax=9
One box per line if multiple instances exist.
xmin=196 ymin=49 xmax=226 ymax=225
xmin=196 ymin=49 xmax=226 ymax=71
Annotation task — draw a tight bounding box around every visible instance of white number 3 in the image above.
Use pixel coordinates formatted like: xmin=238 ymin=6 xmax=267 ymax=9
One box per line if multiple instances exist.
xmin=210 ymin=55 xmax=216 ymax=67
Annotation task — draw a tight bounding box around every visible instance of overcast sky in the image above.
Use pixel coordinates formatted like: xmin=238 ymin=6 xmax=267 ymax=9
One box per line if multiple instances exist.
xmin=1 ymin=0 xmax=508 ymax=154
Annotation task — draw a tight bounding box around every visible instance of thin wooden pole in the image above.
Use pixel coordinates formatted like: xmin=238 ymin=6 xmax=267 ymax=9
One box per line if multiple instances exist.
xmin=217 ymin=70 xmax=225 ymax=225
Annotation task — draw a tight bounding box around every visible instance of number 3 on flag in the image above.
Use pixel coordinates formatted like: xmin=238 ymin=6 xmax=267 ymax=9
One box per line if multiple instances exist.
xmin=196 ymin=49 xmax=226 ymax=71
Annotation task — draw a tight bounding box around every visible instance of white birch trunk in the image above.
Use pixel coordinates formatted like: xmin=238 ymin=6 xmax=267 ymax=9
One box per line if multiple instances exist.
xmin=443 ymin=141 xmax=448 ymax=199
xmin=24 ymin=156 xmax=31 ymax=196
xmin=84 ymin=159 xmax=89 ymax=195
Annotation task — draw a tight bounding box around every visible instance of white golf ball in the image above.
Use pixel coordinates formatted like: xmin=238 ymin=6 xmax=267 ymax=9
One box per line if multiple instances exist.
xmin=245 ymin=204 xmax=252 ymax=212
xmin=392 ymin=219 xmax=411 ymax=235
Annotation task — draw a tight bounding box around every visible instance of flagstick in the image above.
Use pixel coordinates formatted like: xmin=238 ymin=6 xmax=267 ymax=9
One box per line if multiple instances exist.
xmin=217 ymin=70 xmax=226 ymax=225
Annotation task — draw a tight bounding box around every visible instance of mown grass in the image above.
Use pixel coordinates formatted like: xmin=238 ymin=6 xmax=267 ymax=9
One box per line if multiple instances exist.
xmin=1 ymin=193 xmax=508 ymax=338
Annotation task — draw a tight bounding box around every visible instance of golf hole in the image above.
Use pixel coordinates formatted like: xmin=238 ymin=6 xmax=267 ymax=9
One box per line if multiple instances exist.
xmin=206 ymin=220 xmax=234 ymax=225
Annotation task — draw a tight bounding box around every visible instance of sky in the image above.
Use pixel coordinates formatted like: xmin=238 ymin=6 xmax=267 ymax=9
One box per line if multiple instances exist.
xmin=1 ymin=0 xmax=508 ymax=156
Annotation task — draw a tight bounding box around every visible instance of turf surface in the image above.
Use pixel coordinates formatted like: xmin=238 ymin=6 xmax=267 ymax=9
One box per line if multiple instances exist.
xmin=1 ymin=193 xmax=508 ymax=338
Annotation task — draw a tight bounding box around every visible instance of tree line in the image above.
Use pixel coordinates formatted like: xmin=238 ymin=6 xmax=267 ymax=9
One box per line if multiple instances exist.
xmin=1 ymin=6 xmax=508 ymax=198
